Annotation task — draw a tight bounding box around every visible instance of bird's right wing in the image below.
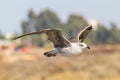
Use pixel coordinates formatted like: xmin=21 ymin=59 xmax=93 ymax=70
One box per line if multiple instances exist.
xmin=12 ymin=28 xmax=70 ymax=48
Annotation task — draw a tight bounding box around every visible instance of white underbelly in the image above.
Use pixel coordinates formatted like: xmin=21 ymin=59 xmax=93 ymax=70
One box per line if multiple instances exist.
xmin=59 ymin=46 xmax=82 ymax=56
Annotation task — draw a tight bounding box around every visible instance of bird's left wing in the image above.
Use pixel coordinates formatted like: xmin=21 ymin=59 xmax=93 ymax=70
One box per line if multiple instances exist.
xmin=69 ymin=26 xmax=92 ymax=42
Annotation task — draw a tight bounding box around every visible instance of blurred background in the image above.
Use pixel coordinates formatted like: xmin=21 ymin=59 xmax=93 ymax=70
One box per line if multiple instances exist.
xmin=0 ymin=0 xmax=120 ymax=80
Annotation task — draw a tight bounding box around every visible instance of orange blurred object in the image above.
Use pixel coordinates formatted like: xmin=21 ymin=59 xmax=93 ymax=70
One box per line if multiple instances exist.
xmin=21 ymin=46 xmax=28 ymax=54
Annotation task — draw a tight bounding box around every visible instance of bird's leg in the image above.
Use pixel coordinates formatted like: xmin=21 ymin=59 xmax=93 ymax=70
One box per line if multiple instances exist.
xmin=44 ymin=50 xmax=57 ymax=57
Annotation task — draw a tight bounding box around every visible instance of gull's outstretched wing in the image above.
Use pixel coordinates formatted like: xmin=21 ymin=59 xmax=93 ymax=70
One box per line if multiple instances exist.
xmin=13 ymin=28 xmax=70 ymax=48
xmin=69 ymin=26 xmax=92 ymax=42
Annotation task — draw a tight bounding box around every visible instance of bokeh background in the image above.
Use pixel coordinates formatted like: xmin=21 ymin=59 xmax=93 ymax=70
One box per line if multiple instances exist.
xmin=0 ymin=0 xmax=120 ymax=80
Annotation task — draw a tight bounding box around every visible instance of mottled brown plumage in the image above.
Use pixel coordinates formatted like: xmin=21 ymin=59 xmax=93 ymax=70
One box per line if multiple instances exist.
xmin=69 ymin=26 xmax=92 ymax=42
xmin=13 ymin=28 xmax=70 ymax=48
xmin=13 ymin=26 xmax=92 ymax=47
xmin=13 ymin=26 xmax=92 ymax=57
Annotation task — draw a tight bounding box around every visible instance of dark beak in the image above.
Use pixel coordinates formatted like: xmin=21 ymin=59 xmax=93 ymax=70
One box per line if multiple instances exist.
xmin=87 ymin=46 xmax=90 ymax=49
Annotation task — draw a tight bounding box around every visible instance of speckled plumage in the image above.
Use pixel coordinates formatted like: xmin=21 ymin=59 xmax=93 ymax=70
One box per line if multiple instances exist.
xmin=13 ymin=26 xmax=92 ymax=57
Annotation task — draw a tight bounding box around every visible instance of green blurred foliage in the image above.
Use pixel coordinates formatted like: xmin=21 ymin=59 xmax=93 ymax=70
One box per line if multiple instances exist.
xmin=19 ymin=9 xmax=120 ymax=46
xmin=65 ymin=14 xmax=88 ymax=37
xmin=21 ymin=21 xmax=31 ymax=34
xmin=0 ymin=30 xmax=5 ymax=39
xmin=35 ymin=9 xmax=62 ymax=30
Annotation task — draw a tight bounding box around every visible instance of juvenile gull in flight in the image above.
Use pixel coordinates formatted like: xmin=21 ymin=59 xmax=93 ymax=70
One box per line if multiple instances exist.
xmin=13 ymin=26 xmax=92 ymax=57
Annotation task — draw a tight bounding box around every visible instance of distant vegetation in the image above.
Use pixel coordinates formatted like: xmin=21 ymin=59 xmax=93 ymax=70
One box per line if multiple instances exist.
xmin=1 ymin=9 xmax=120 ymax=46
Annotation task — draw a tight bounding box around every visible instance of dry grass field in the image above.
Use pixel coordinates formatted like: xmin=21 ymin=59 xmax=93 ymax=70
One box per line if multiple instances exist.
xmin=0 ymin=45 xmax=120 ymax=80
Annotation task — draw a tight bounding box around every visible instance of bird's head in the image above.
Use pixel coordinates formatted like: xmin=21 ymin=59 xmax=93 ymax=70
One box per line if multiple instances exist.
xmin=79 ymin=43 xmax=90 ymax=50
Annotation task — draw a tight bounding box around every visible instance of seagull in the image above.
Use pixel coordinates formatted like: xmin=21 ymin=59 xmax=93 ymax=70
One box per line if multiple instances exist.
xmin=13 ymin=26 xmax=92 ymax=57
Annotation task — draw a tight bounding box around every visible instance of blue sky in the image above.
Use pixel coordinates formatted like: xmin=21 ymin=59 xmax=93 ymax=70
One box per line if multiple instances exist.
xmin=0 ymin=0 xmax=120 ymax=34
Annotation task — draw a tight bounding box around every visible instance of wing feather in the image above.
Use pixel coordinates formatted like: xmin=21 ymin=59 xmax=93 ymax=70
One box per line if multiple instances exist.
xmin=12 ymin=28 xmax=70 ymax=48
xmin=69 ymin=26 xmax=92 ymax=42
